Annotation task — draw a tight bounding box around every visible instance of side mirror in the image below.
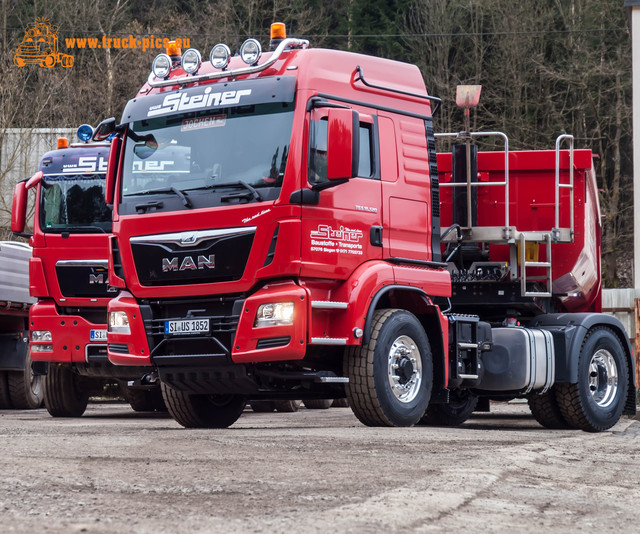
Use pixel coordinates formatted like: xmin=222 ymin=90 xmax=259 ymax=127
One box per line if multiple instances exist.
xmin=326 ymin=108 xmax=359 ymax=180
xmin=93 ymin=117 xmax=117 ymax=142
xmin=11 ymin=181 xmax=28 ymax=234
xmin=105 ymin=136 xmax=121 ymax=206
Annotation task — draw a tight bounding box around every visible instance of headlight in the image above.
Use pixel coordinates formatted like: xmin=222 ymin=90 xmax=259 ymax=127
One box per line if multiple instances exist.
xmin=31 ymin=344 xmax=53 ymax=353
xmin=210 ymin=43 xmax=231 ymax=69
xmin=254 ymin=302 xmax=294 ymax=327
xmin=31 ymin=330 xmax=52 ymax=342
xmin=240 ymin=38 xmax=262 ymax=65
xmin=152 ymin=53 xmax=172 ymax=78
xmin=109 ymin=311 xmax=130 ymax=334
xmin=181 ymin=48 xmax=201 ymax=74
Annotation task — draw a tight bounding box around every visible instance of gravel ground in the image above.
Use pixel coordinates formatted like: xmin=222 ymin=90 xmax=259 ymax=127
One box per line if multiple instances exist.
xmin=0 ymin=401 xmax=638 ymax=533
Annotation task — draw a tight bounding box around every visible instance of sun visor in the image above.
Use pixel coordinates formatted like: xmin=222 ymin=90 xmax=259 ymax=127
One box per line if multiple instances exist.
xmin=121 ymin=76 xmax=296 ymax=124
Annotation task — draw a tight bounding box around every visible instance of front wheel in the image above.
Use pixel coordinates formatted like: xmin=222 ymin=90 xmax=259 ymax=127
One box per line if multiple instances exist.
xmin=345 ymin=309 xmax=433 ymax=427
xmin=44 ymin=364 xmax=89 ymax=417
xmin=555 ymin=327 xmax=629 ymax=432
xmin=161 ymin=383 xmax=245 ymax=428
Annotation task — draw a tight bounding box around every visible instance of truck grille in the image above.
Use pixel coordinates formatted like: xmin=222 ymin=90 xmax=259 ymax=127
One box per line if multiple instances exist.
xmin=131 ymin=227 xmax=255 ymax=287
xmin=56 ymin=263 xmax=113 ymax=298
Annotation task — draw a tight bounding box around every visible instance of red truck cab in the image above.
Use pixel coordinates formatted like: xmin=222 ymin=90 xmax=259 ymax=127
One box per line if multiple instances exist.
xmin=12 ymin=129 xmax=163 ymax=416
xmin=104 ymin=27 xmax=634 ymax=430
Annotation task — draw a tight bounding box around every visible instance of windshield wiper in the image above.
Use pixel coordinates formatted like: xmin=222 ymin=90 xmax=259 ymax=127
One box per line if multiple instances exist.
xmin=184 ymin=180 xmax=262 ymax=202
xmin=125 ymin=186 xmax=192 ymax=208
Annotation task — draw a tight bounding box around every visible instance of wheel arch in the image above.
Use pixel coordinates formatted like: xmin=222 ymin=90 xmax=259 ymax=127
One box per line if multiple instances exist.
xmin=530 ymin=312 xmax=636 ymax=415
xmin=364 ymin=285 xmax=447 ymax=391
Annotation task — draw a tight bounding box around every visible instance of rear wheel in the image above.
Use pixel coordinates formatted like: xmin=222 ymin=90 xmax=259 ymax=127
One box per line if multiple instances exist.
xmin=161 ymin=383 xmax=245 ymax=428
xmin=303 ymin=399 xmax=332 ymax=410
xmin=274 ymin=400 xmax=301 ymax=412
xmin=345 ymin=309 xmax=432 ymax=427
xmin=8 ymin=349 xmax=44 ymax=409
xmin=122 ymin=384 xmax=166 ymax=412
xmin=0 ymin=371 xmax=12 ymax=409
xmin=332 ymin=398 xmax=349 ymax=408
xmin=527 ymin=387 xmax=570 ymax=429
xmin=250 ymin=400 xmax=276 ymax=413
xmin=419 ymin=389 xmax=478 ymax=426
xmin=555 ymin=327 xmax=628 ymax=432
xmin=44 ymin=364 xmax=89 ymax=417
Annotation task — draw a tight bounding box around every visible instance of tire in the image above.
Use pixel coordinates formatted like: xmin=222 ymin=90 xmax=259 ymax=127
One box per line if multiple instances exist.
xmin=122 ymin=384 xmax=166 ymax=412
xmin=527 ymin=387 xmax=570 ymax=429
xmin=161 ymin=382 xmax=245 ymax=428
xmin=44 ymin=364 xmax=90 ymax=417
xmin=250 ymin=400 xmax=276 ymax=413
xmin=303 ymin=399 xmax=332 ymax=410
xmin=332 ymin=398 xmax=349 ymax=408
xmin=555 ymin=327 xmax=629 ymax=432
xmin=8 ymin=348 xmax=44 ymax=409
xmin=0 ymin=371 xmax=12 ymax=409
xmin=344 ymin=309 xmax=433 ymax=427
xmin=274 ymin=400 xmax=301 ymax=412
xmin=419 ymin=389 xmax=478 ymax=426
xmin=43 ymin=55 xmax=55 ymax=68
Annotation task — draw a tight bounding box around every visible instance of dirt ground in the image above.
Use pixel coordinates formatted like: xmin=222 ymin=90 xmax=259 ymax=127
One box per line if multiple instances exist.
xmin=0 ymin=401 xmax=639 ymax=533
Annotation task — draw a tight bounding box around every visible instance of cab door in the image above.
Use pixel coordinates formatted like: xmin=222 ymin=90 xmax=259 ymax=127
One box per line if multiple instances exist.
xmin=300 ymin=105 xmax=382 ymax=280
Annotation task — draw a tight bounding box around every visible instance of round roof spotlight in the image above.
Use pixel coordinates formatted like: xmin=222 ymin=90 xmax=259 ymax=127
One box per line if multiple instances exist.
xmin=152 ymin=53 xmax=172 ymax=79
xmin=76 ymin=124 xmax=93 ymax=143
xmin=210 ymin=43 xmax=231 ymax=70
xmin=181 ymin=48 xmax=202 ymax=74
xmin=240 ymin=39 xmax=262 ymax=65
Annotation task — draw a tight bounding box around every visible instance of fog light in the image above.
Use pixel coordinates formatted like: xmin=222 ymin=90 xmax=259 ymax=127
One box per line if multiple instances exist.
xmin=31 ymin=330 xmax=52 ymax=342
xmin=109 ymin=311 xmax=130 ymax=334
xmin=240 ymin=38 xmax=262 ymax=65
xmin=152 ymin=53 xmax=172 ymax=78
xmin=255 ymin=302 xmax=294 ymax=327
xmin=31 ymin=344 xmax=53 ymax=353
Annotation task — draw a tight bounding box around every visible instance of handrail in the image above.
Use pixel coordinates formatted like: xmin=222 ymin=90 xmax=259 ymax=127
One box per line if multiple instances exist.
xmin=554 ymin=134 xmax=574 ymax=240
xmin=147 ymin=38 xmax=309 ymax=88
xmin=435 ymin=131 xmax=509 ymax=228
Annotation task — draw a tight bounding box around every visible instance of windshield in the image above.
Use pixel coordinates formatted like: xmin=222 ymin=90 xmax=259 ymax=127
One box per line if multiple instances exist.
xmin=40 ymin=175 xmax=111 ymax=233
xmin=120 ymin=101 xmax=294 ymax=212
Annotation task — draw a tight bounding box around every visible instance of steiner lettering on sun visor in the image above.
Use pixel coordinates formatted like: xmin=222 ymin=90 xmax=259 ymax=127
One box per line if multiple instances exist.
xmin=147 ymin=89 xmax=252 ymax=118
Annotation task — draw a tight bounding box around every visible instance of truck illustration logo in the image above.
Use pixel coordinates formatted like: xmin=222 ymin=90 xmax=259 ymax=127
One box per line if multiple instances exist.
xmin=13 ymin=18 xmax=74 ymax=68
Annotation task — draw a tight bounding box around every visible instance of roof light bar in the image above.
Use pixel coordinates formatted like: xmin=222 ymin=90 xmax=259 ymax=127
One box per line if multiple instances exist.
xmin=148 ymin=37 xmax=309 ymax=88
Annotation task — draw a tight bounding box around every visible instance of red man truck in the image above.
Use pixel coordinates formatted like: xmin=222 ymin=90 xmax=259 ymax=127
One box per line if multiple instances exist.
xmin=12 ymin=127 xmax=164 ymax=416
xmin=100 ymin=25 xmax=635 ymax=429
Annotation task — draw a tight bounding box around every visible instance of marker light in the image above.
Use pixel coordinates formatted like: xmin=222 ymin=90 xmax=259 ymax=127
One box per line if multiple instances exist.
xmin=31 ymin=344 xmax=53 ymax=353
xmin=166 ymin=40 xmax=182 ymax=58
xmin=57 ymin=137 xmax=69 ymax=149
xmin=76 ymin=124 xmax=93 ymax=142
xmin=109 ymin=311 xmax=130 ymax=334
xmin=270 ymin=22 xmax=286 ymax=47
xmin=210 ymin=43 xmax=231 ymax=69
xmin=152 ymin=53 xmax=172 ymax=79
xmin=181 ymin=48 xmax=201 ymax=74
xmin=254 ymin=302 xmax=295 ymax=327
xmin=240 ymin=38 xmax=262 ymax=65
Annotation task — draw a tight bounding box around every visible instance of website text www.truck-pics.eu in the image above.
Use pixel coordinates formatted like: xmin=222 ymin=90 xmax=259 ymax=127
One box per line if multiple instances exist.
xmin=65 ymin=35 xmax=190 ymax=52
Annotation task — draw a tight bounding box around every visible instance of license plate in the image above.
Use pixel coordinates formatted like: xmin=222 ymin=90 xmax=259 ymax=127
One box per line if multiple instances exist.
xmin=90 ymin=329 xmax=107 ymax=341
xmin=164 ymin=319 xmax=210 ymax=335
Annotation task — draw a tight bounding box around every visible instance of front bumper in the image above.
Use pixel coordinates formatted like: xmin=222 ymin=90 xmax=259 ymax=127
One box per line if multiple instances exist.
xmin=29 ymin=301 xmax=108 ymax=364
xmin=107 ymin=281 xmax=308 ymax=367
